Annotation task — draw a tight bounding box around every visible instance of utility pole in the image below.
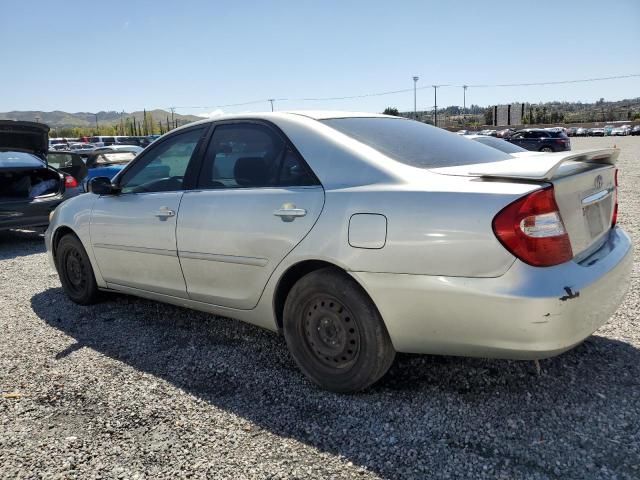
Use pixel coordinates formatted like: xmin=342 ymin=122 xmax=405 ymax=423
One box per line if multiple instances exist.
xmin=462 ymin=85 xmax=468 ymax=125
xmin=268 ymin=99 xmax=275 ymax=112
xmin=432 ymin=85 xmax=439 ymax=127
xmin=463 ymin=85 xmax=467 ymax=112
xmin=170 ymin=107 xmax=175 ymax=127
xmin=412 ymin=76 xmax=419 ymax=120
xmin=95 ymin=113 xmax=99 ymax=132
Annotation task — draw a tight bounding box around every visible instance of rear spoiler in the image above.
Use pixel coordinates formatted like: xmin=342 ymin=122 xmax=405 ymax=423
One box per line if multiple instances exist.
xmin=434 ymin=149 xmax=619 ymax=181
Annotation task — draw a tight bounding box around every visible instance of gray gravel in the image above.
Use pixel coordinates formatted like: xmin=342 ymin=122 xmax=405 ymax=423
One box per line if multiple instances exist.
xmin=1 ymin=136 xmax=639 ymax=480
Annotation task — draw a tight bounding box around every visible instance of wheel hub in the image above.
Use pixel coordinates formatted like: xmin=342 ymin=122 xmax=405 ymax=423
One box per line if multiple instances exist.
xmin=303 ymin=296 xmax=360 ymax=368
xmin=64 ymin=250 xmax=85 ymax=290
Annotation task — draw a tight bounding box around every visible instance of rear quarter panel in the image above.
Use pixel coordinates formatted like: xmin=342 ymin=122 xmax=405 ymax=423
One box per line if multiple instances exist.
xmin=287 ymin=176 xmax=541 ymax=278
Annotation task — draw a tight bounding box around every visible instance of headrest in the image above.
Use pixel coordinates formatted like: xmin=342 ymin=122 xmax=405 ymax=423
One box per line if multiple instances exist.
xmin=234 ymin=157 xmax=268 ymax=187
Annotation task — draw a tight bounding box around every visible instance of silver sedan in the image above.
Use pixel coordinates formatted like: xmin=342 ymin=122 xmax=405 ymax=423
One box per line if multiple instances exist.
xmin=45 ymin=112 xmax=633 ymax=392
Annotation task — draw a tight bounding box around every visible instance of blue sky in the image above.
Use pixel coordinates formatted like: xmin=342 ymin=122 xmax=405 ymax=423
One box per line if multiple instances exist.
xmin=1 ymin=0 xmax=638 ymax=116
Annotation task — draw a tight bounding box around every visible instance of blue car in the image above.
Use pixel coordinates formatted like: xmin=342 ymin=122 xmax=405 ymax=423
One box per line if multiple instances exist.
xmin=82 ymin=151 xmax=137 ymax=191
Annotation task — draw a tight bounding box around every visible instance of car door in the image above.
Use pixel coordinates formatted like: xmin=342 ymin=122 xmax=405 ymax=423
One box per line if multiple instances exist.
xmin=509 ymin=132 xmax=525 ymax=148
xmin=90 ymin=126 xmax=208 ymax=297
xmin=177 ymin=121 xmax=325 ymax=309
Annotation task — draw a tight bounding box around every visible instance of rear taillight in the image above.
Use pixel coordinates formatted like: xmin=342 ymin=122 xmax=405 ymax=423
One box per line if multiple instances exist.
xmin=493 ymin=186 xmax=573 ymax=267
xmin=612 ymin=169 xmax=619 ymax=227
xmin=64 ymin=175 xmax=78 ymax=188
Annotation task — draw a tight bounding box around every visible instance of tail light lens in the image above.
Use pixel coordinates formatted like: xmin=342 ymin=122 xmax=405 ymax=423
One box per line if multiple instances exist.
xmin=493 ymin=186 xmax=573 ymax=267
xmin=64 ymin=175 xmax=78 ymax=188
xmin=612 ymin=168 xmax=619 ymax=227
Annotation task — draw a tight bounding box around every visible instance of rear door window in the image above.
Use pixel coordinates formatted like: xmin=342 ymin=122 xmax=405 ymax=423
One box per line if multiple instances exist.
xmin=198 ymin=123 xmax=318 ymax=189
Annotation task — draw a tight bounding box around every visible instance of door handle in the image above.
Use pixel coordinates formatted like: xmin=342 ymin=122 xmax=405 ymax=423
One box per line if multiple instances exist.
xmin=154 ymin=207 xmax=176 ymax=220
xmin=274 ymin=204 xmax=307 ymax=222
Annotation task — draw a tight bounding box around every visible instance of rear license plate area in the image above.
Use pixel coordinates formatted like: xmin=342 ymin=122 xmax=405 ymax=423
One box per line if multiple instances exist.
xmin=583 ymin=203 xmax=605 ymax=239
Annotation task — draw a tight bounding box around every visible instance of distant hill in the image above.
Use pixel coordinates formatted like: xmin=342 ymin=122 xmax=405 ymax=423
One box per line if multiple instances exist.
xmin=0 ymin=109 xmax=202 ymax=128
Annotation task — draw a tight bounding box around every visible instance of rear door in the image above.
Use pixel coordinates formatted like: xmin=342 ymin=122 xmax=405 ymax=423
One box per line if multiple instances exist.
xmin=177 ymin=121 xmax=324 ymax=309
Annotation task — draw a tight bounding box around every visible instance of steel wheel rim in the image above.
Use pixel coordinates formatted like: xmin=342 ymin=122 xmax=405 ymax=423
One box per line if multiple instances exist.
xmin=302 ymin=295 xmax=361 ymax=369
xmin=63 ymin=248 xmax=86 ymax=294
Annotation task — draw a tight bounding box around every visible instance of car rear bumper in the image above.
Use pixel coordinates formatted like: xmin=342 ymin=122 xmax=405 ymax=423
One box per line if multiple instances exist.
xmin=351 ymin=227 xmax=633 ymax=359
xmin=0 ymin=195 xmax=62 ymax=231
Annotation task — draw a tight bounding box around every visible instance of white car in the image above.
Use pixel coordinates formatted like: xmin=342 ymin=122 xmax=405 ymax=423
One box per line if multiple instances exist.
xmin=46 ymin=112 xmax=633 ymax=392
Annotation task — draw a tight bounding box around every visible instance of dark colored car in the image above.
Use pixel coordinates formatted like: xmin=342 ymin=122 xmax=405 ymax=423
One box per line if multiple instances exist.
xmin=46 ymin=151 xmax=88 ymax=183
xmin=507 ymin=129 xmax=571 ymax=152
xmin=0 ymin=121 xmax=81 ymax=231
xmin=631 ymin=125 xmax=640 ymax=136
xmin=117 ymin=136 xmax=154 ymax=148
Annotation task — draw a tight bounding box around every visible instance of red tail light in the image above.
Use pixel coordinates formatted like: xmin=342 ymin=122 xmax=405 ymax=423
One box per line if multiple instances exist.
xmin=492 ymin=187 xmax=573 ymax=267
xmin=612 ymin=169 xmax=619 ymax=227
xmin=64 ymin=175 xmax=78 ymax=188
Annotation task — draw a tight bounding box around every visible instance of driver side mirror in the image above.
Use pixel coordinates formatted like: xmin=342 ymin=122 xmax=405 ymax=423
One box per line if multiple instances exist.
xmin=89 ymin=176 xmax=120 ymax=195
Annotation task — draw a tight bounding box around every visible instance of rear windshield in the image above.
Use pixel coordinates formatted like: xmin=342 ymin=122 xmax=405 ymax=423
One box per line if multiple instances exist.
xmin=472 ymin=136 xmax=528 ymax=154
xmin=321 ymin=117 xmax=511 ymax=168
xmin=0 ymin=151 xmax=45 ymax=168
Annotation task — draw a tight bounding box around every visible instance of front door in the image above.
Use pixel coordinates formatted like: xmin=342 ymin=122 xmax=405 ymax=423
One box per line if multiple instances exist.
xmin=90 ymin=126 xmax=207 ymax=297
xmin=177 ymin=122 xmax=324 ymax=309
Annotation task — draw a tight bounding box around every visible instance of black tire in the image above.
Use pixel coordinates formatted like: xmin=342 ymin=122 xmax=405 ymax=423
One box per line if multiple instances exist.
xmin=283 ymin=267 xmax=395 ymax=393
xmin=540 ymin=146 xmax=554 ymax=153
xmin=55 ymin=234 xmax=101 ymax=305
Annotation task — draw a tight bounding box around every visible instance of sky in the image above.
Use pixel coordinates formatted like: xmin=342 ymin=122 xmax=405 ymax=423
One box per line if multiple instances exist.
xmin=1 ymin=0 xmax=638 ymax=117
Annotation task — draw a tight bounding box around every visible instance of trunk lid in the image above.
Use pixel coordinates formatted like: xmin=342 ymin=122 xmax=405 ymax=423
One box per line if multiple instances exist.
xmin=432 ymin=148 xmax=619 ymax=259
xmin=0 ymin=120 xmax=50 ymax=158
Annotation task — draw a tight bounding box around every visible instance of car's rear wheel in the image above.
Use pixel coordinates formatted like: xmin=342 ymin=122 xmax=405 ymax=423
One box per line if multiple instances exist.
xmin=540 ymin=146 xmax=554 ymax=153
xmin=283 ymin=267 xmax=395 ymax=392
xmin=56 ymin=234 xmax=100 ymax=305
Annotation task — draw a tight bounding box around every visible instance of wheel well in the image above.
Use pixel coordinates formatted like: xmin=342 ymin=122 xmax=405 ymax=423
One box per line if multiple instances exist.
xmin=273 ymin=260 xmax=345 ymax=331
xmin=51 ymin=226 xmax=77 ymax=260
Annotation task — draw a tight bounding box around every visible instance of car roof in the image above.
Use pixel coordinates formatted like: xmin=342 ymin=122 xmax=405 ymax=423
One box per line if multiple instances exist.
xmin=183 ymin=110 xmax=398 ymax=127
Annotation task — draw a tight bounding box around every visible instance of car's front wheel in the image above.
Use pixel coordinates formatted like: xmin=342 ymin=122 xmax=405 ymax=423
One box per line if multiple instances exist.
xmin=283 ymin=268 xmax=395 ymax=392
xmin=56 ymin=234 xmax=101 ymax=305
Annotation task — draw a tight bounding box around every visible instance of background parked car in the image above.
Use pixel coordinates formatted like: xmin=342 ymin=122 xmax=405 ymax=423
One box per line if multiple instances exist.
xmin=46 ymin=151 xmax=88 ymax=185
xmin=506 ymin=128 xmax=571 ymax=152
xmin=632 ymin=125 xmax=640 ymax=136
xmin=590 ymin=128 xmax=605 ymax=137
xmin=465 ymin=134 xmax=532 ymax=155
xmin=81 ymin=151 xmax=137 ymax=191
xmin=93 ymin=144 xmax=144 ymax=155
xmin=575 ymin=127 xmax=589 ymax=136
xmin=0 ymin=121 xmax=80 ymax=230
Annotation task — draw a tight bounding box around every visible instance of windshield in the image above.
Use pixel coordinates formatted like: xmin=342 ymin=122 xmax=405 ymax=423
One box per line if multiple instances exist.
xmin=471 ymin=136 xmax=527 ymax=154
xmin=321 ymin=117 xmax=510 ymax=168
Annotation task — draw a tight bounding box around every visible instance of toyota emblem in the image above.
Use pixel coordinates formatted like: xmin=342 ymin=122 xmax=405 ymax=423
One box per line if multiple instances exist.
xmin=594 ymin=174 xmax=603 ymax=190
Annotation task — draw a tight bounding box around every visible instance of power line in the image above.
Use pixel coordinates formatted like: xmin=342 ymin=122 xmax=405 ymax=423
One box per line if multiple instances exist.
xmin=459 ymin=74 xmax=640 ymax=88
xmin=169 ymin=74 xmax=640 ymax=111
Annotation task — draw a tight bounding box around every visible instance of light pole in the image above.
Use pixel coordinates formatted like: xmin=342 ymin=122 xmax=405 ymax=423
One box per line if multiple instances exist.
xmin=412 ymin=76 xmax=419 ymax=120
xmin=268 ymin=99 xmax=275 ymax=112
xmin=95 ymin=113 xmax=99 ymax=133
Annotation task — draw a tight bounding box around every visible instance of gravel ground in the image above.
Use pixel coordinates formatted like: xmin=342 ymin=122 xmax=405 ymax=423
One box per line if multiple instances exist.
xmin=1 ymin=136 xmax=639 ymax=480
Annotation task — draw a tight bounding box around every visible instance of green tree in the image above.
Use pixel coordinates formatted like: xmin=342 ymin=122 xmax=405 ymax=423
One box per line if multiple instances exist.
xmin=484 ymin=107 xmax=493 ymax=125
xmin=383 ymin=107 xmax=399 ymax=116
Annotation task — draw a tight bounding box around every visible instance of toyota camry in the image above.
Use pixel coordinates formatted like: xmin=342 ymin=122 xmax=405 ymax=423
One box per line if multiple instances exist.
xmin=45 ymin=112 xmax=633 ymax=392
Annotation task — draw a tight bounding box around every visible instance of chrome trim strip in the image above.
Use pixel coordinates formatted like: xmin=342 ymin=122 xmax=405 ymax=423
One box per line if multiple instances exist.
xmin=582 ymin=188 xmax=613 ymax=206
xmin=179 ymin=251 xmax=268 ymax=267
xmin=93 ymin=243 xmax=177 ymax=257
